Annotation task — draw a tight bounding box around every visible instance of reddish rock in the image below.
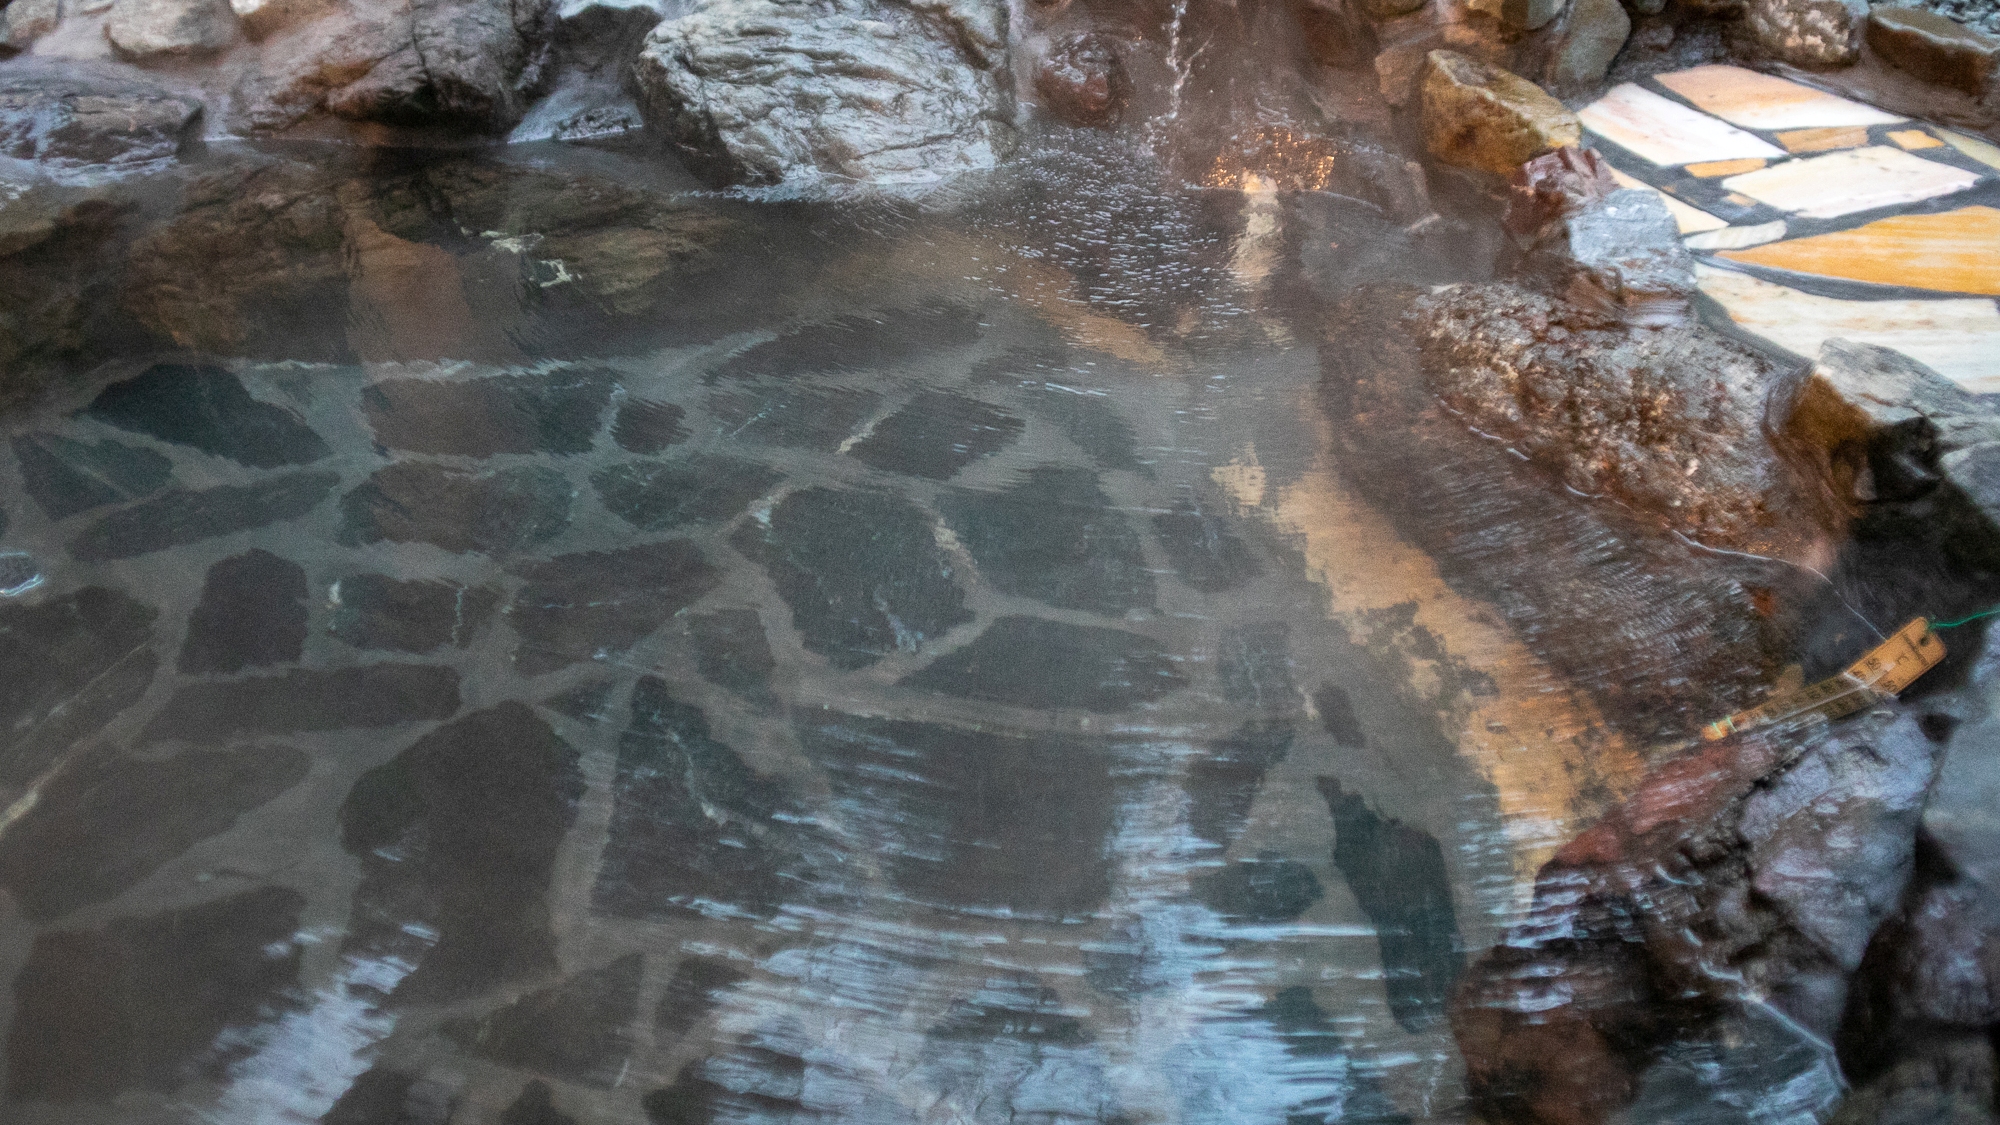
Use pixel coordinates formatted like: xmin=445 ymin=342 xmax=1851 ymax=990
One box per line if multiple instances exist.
xmin=1504 ymin=146 xmax=1620 ymax=242
xmin=1034 ymin=31 xmax=1125 ymax=127
xmin=1867 ymin=7 xmax=1999 ymax=97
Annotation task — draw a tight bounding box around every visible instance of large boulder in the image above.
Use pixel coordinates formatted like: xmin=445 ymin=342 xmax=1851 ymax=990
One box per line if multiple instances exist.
xmin=1867 ymin=7 xmax=2000 ymax=98
xmin=0 ymin=60 xmax=203 ymax=168
xmin=103 ymin=0 xmax=241 ymax=60
xmin=1744 ymin=0 xmax=1868 ymax=68
xmin=230 ymin=0 xmax=553 ymax=133
xmin=1419 ymin=50 xmax=1581 ymax=175
xmin=1 ymin=0 xmax=64 ymax=51
xmin=632 ymin=0 xmax=1014 ymax=188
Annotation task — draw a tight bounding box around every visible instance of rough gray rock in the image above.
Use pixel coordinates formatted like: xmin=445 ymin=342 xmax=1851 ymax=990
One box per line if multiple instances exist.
xmin=1867 ymin=6 xmax=2000 ymax=96
xmin=632 ymin=0 xmax=1014 ymax=188
xmin=1 ymin=0 xmax=64 ymax=51
xmin=104 ymin=0 xmax=241 ymax=60
xmin=1745 ymin=0 xmax=1867 ymax=67
xmin=1533 ymin=188 xmax=1694 ymax=325
xmin=1543 ymin=0 xmax=1632 ymax=92
xmin=0 ymin=60 xmax=203 ymax=167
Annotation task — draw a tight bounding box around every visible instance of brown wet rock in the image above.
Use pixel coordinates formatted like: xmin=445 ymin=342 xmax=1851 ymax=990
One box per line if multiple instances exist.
xmin=846 ymin=390 xmax=1024 ymax=480
xmin=685 ymin=608 xmax=777 ymax=705
xmin=1746 ymin=0 xmax=1867 ymax=67
xmin=1292 ymin=0 xmax=1378 ymax=68
xmin=1320 ymin=779 xmax=1463 ymax=1031
xmin=121 ymin=162 xmax=352 ymax=360
xmin=1184 ymin=721 xmax=1294 ymax=849
xmin=591 ymin=455 xmax=784 ymax=531
xmin=591 ymin=678 xmax=798 ymax=920
xmin=178 ymin=548 xmax=309 ymax=673
xmin=798 ymin=713 xmax=1118 ymax=917
xmin=13 ymin=431 xmax=174 ymax=520
xmin=656 ymin=956 xmax=748 ymax=1036
xmin=339 ymin=703 xmax=583 ymax=1004
xmin=940 ymin=465 xmax=1154 ymax=617
xmin=445 ymin=954 xmax=643 ymax=1085
xmin=141 ymin=662 xmax=461 ymax=743
xmin=0 ymin=60 xmax=202 ymax=168
xmin=734 ymin=487 xmax=970 ymax=670
xmin=328 ymin=574 xmax=500 ymax=653
xmin=0 ymin=742 xmax=309 ymax=922
xmin=1867 ymin=7 xmax=1999 ymax=96
xmin=0 ymin=586 xmax=156 ymax=765
xmin=5 ymin=886 xmax=305 ymax=1102
xmin=337 ymin=462 xmax=573 ymax=555
xmin=85 ymin=363 xmax=331 ymax=469
xmin=1413 ymin=283 xmax=1792 ymax=547
xmin=0 ymin=188 xmax=130 ymax=404
xmin=506 ymin=541 xmax=722 ymax=674
xmin=1504 ymin=146 xmax=1619 ymax=243
xmin=363 ymin=370 xmax=616 ymax=457
xmin=1034 ymin=31 xmax=1127 ymax=127
xmin=901 ymin=615 xmax=1187 ymax=713
xmin=612 ymin=398 xmax=689 ymax=454
xmin=1419 ymin=51 xmax=1581 ymax=175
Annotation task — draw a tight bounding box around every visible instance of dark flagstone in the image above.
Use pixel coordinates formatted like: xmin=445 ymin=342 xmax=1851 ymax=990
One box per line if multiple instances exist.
xmin=337 ymin=463 xmax=573 ymax=555
xmin=1313 ymin=682 xmax=1368 ymax=748
xmin=178 ymin=549 xmax=309 ymax=674
xmin=506 ymin=541 xmax=723 ymax=675
xmin=444 ymin=954 xmax=643 ymax=1086
xmin=0 ymin=586 xmax=155 ymax=763
xmin=928 ymin=976 xmax=1091 ymax=1045
xmin=656 ymin=957 xmax=749 ymax=1036
xmin=1184 ymin=720 xmax=1294 ymax=849
xmin=84 ymin=363 xmax=330 ymax=468
xmin=328 ymin=574 xmax=500 ymax=654
xmin=1024 ymin=384 xmax=1147 ymax=473
xmin=706 ymin=383 xmax=882 ymax=451
xmin=733 ymin=487 xmax=970 ymax=670
xmin=321 ymin=1066 xmax=457 ymax=1125
xmin=684 ymin=608 xmax=776 ymax=705
xmin=362 ymin=370 xmax=616 ymax=457
xmin=612 ymin=398 xmax=689 ymax=454
xmin=12 ymin=431 xmax=172 ymax=520
xmin=501 ymin=1081 xmax=578 ymax=1125
xmin=0 ymin=550 xmax=39 ymax=596
xmin=712 ymin=304 xmax=982 ymax=379
xmin=591 ymin=455 xmax=783 ymax=531
xmin=900 ymin=615 xmax=1187 ymax=712
xmin=5 ymin=886 xmax=305 ymax=1102
xmin=1153 ymin=493 xmax=1262 ymax=593
xmin=1192 ymin=850 xmax=1325 ymax=923
xmin=141 ymin=662 xmax=461 ymax=743
xmin=539 ymin=678 xmax=619 ymax=722
xmin=940 ymin=465 xmax=1154 ymax=617
xmin=845 ymin=390 xmax=1024 ymax=480
xmin=70 ymin=471 xmax=339 ymax=562
xmin=338 ymin=703 xmax=584 ymax=1004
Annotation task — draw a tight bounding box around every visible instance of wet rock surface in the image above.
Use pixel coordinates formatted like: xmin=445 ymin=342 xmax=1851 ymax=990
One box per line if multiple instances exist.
xmin=0 ymin=61 xmax=202 ymax=168
xmin=1420 ymin=51 xmax=1582 ymax=175
xmin=178 ymin=548 xmax=308 ymax=672
xmin=940 ymin=466 xmax=1155 ymax=616
xmin=1868 ymin=6 xmax=2000 ymax=95
xmin=12 ymin=432 xmax=173 ymax=520
xmin=328 ymin=574 xmax=500 ymax=653
xmin=338 ymin=463 xmax=573 ymax=555
xmin=903 ymin=615 xmax=1188 ymax=711
xmin=363 ymin=371 xmax=616 ymax=457
xmin=86 ymin=364 xmax=330 ymax=469
xmin=507 ymin=541 xmax=723 ymax=673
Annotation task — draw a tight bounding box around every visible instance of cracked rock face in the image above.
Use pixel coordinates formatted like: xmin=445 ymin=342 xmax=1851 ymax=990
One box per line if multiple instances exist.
xmin=1745 ymin=0 xmax=1868 ymax=68
xmin=632 ymin=0 xmax=1015 ymax=189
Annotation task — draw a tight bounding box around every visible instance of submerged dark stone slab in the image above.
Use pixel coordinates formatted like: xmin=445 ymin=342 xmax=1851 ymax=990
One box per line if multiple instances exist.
xmin=706 ymin=383 xmax=882 ymax=451
xmin=1193 ymin=850 xmax=1325 ymax=923
xmin=733 ymin=488 xmax=970 ymax=670
xmin=362 ymin=370 xmax=616 ymax=457
xmin=539 ymin=679 xmax=619 ymax=723
xmin=0 ymin=586 xmax=155 ymax=764
xmin=1319 ymin=778 xmax=1463 ymax=1033
xmin=12 ymin=432 xmax=172 ymax=520
xmin=591 ymin=456 xmax=783 ymax=531
xmin=337 ymin=463 xmax=573 ymax=555
xmin=0 ymin=743 xmax=309 ymax=922
xmin=328 ymin=574 xmax=499 ymax=654
xmin=507 ymin=541 xmax=722 ymax=674
xmin=1153 ymin=495 xmax=1262 ymax=593
xmin=502 ymin=1081 xmax=578 ymax=1125
xmin=1184 ymin=720 xmax=1294 ymax=849
xmin=339 ymin=703 xmax=584 ymax=1004
xmin=445 ymin=954 xmax=643 ymax=1086
xmin=593 ymin=678 xmax=795 ymax=920
xmin=1260 ymin=988 xmax=1412 ymax=1123
xmin=901 ymin=616 xmax=1186 ymax=713
xmin=1217 ymin=622 xmax=1298 ymax=711
xmin=846 ymin=390 xmax=1024 ymax=480
xmin=713 ymin=304 xmax=982 ymax=379
xmin=141 ymin=663 xmax=461 ymax=743
xmin=929 ymin=976 xmax=1091 ymax=1045
xmin=5 ymin=886 xmax=305 ymax=1102
xmin=322 ymin=1066 xmax=456 ymax=1125
xmin=0 ymin=550 xmax=39 ymax=596
xmin=71 ymin=471 xmax=339 ymax=562
xmin=612 ymin=398 xmax=689 ymax=454
xmin=178 ymin=549 xmax=308 ymax=674
xmin=1314 ymin=682 xmax=1368 ymax=748
xmin=685 ymin=608 xmax=776 ymax=705
xmin=798 ymin=714 xmax=1117 ymax=918
xmin=84 ymin=364 xmax=330 ymax=468
xmin=940 ymin=466 xmax=1154 ymax=616
xmin=1025 ymin=385 xmax=1146 ymax=473
xmin=656 ymin=956 xmax=748 ymax=1036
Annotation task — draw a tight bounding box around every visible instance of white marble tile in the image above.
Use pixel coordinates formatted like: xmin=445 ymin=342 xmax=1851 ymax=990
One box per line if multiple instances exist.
xmin=1578 ymin=84 xmax=1786 ymax=168
xmin=1606 ymin=166 xmax=1729 ymax=233
xmin=1697 ymin=264 xmax=2000 ymax=391
xmin=1720 ymin=146 xmax=1980 ymax=219
xmin=1685 ymin=220 xmax=1786 ymax=250
xmin=1655 ymin=65 xmax=1903 ymax=130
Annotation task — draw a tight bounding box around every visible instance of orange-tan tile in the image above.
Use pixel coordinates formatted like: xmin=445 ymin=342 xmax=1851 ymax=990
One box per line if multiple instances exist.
xmin=1721 ymin=145 xmax=1979 ymax=218
xmin=1718 ymin=206 xmax=2000 ymax=295
xmin=1776 ymin=126 xmax=1868 ymax=153
xmin=1578 ymin=83 xmax=1785 ymax=167
xmin=1606 ymin=166 xmax=1728 ymax=232
xmin=1888 ymin=129 xmax=1944 ymax=150
xmin=1688 ymin=157 xmax=1769 ymax=177
xmin=1655 ymin=65 xmax=1903 ymax=130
